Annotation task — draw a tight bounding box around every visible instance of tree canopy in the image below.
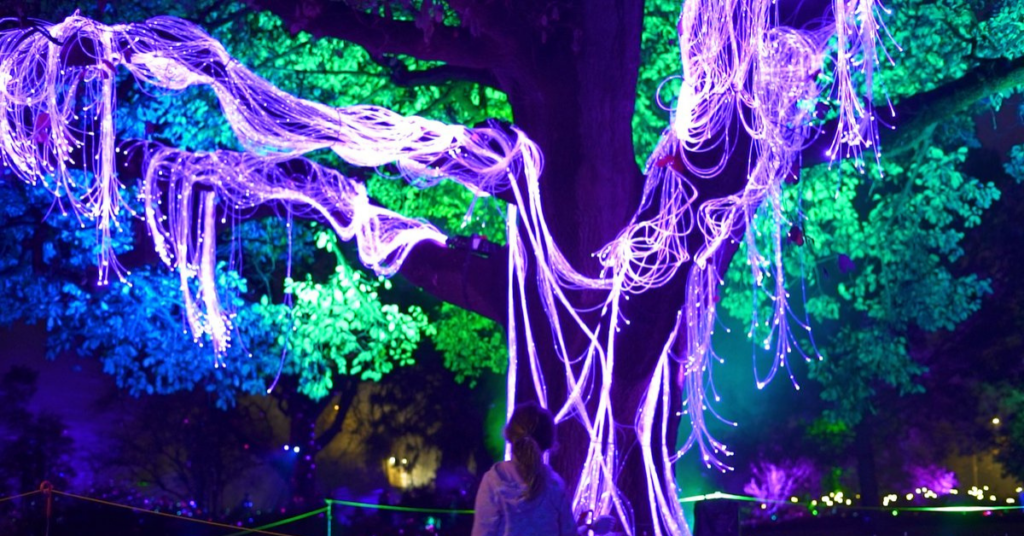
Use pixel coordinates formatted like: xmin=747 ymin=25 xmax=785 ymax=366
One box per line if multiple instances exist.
xmin=0 ymin=0 xmax=513 ymax=407
xmin=3 ymin=0 xmax=1024 ymax=533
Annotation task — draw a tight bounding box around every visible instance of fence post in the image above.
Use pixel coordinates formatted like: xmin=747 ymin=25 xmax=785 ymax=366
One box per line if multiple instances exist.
xmin=326 ymin=499 xmax=332 ymax=536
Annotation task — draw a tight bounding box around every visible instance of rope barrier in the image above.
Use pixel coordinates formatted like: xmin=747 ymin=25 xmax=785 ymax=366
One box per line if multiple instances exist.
xmin=8 ymin=483 xmax=1021 ymax=535
xmin=50 ymin=490 xmax=306 ymax=536
xmin=326 ymin=498 xmax=474 ymax=515
xmin=0 ymin=489 xmax=42 ymax=503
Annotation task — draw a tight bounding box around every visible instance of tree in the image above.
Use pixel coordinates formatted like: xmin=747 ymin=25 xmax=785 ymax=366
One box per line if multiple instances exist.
xmin=0 ymin=173 xmax=446 ymax=503
xmin=104 ymin=389 xmax=272 ymax=515
xmin=0 ymin=366 xmax=75 ymax=534
xmin=3 ymin=0 xmax=1024 ymax=534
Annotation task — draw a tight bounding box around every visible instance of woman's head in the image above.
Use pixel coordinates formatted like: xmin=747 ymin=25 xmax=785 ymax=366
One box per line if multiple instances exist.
xmin=505 ymin=403 xmax=555 ymax=499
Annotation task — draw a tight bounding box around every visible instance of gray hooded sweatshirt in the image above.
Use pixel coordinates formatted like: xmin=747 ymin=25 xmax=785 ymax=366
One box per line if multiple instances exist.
xmin=471 ymin=460 xmax=577 ymax=536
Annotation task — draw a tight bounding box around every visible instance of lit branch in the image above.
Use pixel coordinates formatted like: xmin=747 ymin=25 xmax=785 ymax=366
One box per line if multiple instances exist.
xmin=804 ymin=54 xmax=1024 ymax=165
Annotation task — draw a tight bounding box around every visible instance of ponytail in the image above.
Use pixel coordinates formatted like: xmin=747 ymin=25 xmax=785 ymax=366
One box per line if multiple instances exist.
xmin=512 ymin=435 xmax=544 ymax=499
xmin=505 ymin=403 xmax=556 ymax=501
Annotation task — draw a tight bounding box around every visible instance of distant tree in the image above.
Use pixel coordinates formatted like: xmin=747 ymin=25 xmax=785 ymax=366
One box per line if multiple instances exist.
xmin=104 ymin=390 xmax=272 ymax=514
xmin=0 ymin=366 xmax=75 ymax=534
xmin=357 ymin=350 xmax=494 ymax=478
xmin=996 ymin=400 xmax=1024 ymax=484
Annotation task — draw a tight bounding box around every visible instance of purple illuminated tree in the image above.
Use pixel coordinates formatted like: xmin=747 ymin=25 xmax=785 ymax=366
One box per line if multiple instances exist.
xmin=1 ymin=1 xmax=1020 ymax=534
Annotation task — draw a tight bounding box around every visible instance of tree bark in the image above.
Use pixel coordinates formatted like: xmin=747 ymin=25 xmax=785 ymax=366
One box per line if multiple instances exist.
xmin=490 ymin=3 xmax=756 ymax=532
xmin=279 ymin=376 xmax=359 ymax=507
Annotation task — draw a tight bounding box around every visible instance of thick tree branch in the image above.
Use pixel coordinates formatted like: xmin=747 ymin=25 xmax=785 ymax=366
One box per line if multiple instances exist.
xmin=250 ymin=0 xmax=507 ymax=70
xmin=881 ymin=55 xmax=1024 ymax=156
xmin=312 ymin=378 xmax=358 ymax=451
xmin=369 ymin=55 xmax=500 ymax=89
xmin=804 ymin=54 xmax=1024 ymax=165
xmin=445 ymin=0 xmax=543 ymax=42
xmin=397 ymin=240 xmax=507 ymax=324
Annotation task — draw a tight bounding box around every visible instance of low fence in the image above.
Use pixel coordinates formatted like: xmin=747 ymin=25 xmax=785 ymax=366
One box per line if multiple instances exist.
xmin=4 ymin=484 xmax=1023 ymax=535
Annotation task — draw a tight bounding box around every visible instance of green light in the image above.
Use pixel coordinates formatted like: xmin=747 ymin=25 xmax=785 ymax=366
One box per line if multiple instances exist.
xmin=678 ymin=491 xmax=763 ymax=503
xmin=225 ymin=506 xmax=328 ymax=536
xmin=903 ymin=506 xmax=1022 ymax=513
xmin=326 ymin=499 xmax=474 ymax=515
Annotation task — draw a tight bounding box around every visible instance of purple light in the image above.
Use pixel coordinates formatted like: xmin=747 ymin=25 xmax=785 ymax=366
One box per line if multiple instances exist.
xmin=743 ymin=459 xmax=816 ymax=513
xmin=907 ymin=464 xmax=957 ymax=496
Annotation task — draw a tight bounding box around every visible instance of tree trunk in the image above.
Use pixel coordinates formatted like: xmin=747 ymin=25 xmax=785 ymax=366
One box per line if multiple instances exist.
xmin=280 ymin=375 xmax=361 ymax=507
xmin=492 ymin=3 xmax=752 ymax=533
xmin=490 ymin=2 xmax=663 ymax=532
xmin=855 ymin=418 xmax=879 ymax=508
xmin=285 ymin=392 xmax=320 ymax=508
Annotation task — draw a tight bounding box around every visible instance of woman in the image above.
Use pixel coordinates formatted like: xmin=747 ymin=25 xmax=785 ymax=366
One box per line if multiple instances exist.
xmin=471 ymin=403 xmax=577 ymax=536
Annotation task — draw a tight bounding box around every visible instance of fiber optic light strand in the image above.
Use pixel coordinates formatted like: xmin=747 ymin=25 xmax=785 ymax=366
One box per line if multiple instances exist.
xmin=0 ymin=4 xmax=887 ymax=535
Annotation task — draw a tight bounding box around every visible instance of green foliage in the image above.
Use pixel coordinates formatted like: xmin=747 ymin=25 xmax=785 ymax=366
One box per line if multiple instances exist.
xmin=633 ymin=0 xmax=681 ymax=164
xmin=14 ymin=0 xmax=1023 ymax=412
xmin=162 ymin=1 xmax=512 ymax=389
xmin=255 ymin=230 xmax=434 ymax=400
xmin=110 ymin=0 xmax=509 ymax=148
xmin=723 ymin=148 xmax=999 ymax=424
xmin=880 ymin=0 xmax=1024 ymax=106
xmin=805 ymin=418 xmax=855 ymax=454
xmin=1003 ymin=144 xmax=1024 ymax=184
xmin=368 ymin=176 xmax=508 ymax=244
xmin=976 ymin=0 xmax=1024 ymax=60
xmin=3 ymin=0 xmax=513 ymax=399
xmin=0 ymin=175 xmax=437 ymax=407
xmin=880 ymin=0 xmax=976 ymax=100
xmin=430 ymin=303 xmax=507 ymax=385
